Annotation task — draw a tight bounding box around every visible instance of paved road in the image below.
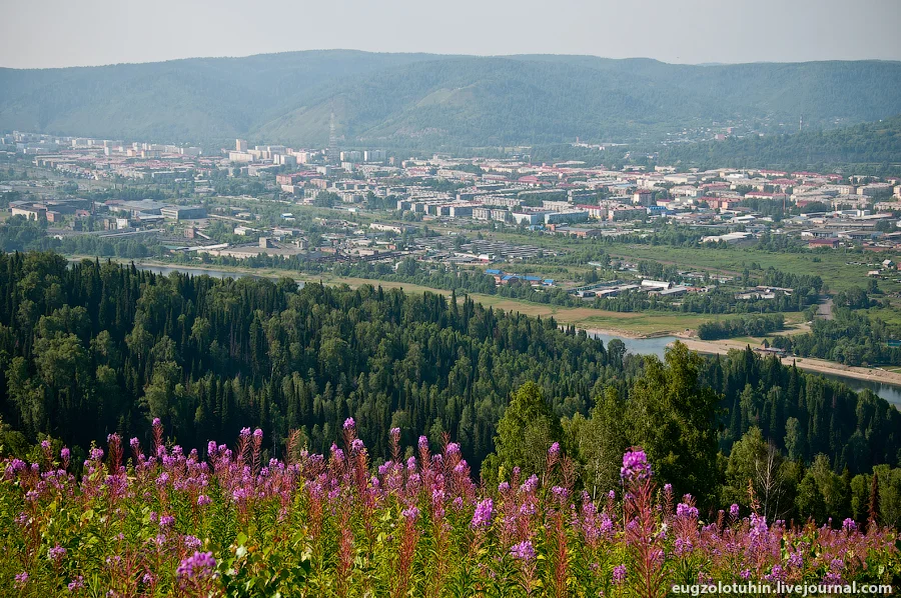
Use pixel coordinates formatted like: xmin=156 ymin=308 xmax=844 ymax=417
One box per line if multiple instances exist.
xmin=816 ymin=297 xmax=834 ymax=320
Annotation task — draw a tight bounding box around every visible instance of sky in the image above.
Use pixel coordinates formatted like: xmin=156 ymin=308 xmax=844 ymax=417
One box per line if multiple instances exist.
xmin=1 ymin=0 xmax=900 ymax=69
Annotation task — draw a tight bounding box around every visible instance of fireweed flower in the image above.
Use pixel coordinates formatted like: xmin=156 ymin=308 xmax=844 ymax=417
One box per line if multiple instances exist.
xmin=253 ymin=428 xmax=263 ymax=439
xmin=67 ymin=576 xmax=84 ymax=591
xmin=343 ymin=418 xmax=355 ymax=430
xmin=620 ymin=448 xmax=652 ymax=481
xmin=471 ymin=498 xmax=493 ymax=528
xmin=521 ymin=474 xmax=539 ymax=493
xmin=49 ymin=545 xmax=67 ymax=562
xmin=240 ymin=427 xmax=251 ymax=438
xmin=510 ymin=540 xmax=535 ymax=562
xmin=176 ymin=551 xmax=216 ymax=580
xmin=612 ymin=564 xmax=627 ymax=585
xmin=184 ymin=535 xmax=202 ymax=550
xmin=2 ymin=429 xmax=897 ymax=594
xmin=551 ymin=486 xmax=569 ymax=504
xmin=764 ymin=564 xmax=785 ymax=582
xmin=402 ymin=507 xmax=420 ymax=521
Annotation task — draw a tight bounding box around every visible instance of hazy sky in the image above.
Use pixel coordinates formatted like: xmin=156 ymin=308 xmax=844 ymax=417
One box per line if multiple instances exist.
xmin=2 ymin=0 xmax=899 ymax=68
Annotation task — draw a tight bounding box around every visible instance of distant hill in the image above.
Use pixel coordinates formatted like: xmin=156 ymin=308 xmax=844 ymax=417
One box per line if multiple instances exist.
xmin=655 ymin=114 xmax=901 ymax=171
xmin=1 ymin=51 xmax=900 ymax=148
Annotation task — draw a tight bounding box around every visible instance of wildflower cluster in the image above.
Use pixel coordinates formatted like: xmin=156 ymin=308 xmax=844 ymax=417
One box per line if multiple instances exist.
xmin=0 ymin=426 xmax=899 ymax=596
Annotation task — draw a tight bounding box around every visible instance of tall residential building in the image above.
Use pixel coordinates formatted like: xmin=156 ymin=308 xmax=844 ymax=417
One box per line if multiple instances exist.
xmin=236 ymin=139 xmax=248 ymax=152
xmin=328 ymin=112 xmax=339 ymax=165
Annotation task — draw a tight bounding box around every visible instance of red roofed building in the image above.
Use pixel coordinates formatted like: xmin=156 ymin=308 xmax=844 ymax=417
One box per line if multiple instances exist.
xmin=808 ymin=238 xmax=839 ymax=249
xmin=517 ymin=175 xmax=544 ymax=186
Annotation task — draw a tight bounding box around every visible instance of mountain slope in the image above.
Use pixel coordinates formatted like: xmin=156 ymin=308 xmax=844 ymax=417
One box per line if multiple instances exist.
xmin=0 ymin=50 xmax=446 ymax=141
xmin=1 ymin=51 xmax=900 ymax=147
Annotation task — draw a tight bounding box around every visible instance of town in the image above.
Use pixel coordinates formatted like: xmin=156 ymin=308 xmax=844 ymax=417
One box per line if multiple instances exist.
xmin=3 ymin=131 xmax=900 ymax=295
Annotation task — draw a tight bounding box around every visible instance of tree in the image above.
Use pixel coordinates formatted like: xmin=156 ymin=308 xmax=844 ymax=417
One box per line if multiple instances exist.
xmin=723 ymin=427 xmax=795 ymax=521
xmin=606 ymin=339 xmax=626 ymax=370
xmin=570 ymin=386 xmax=627 ymax=500
xmin=626 ymin=341 xmax=721 ymax=507
xmin=488 ymin=382 xmax=564 ymax=482
xmin=784 ymin=417 xmax=803 ymax=462
xmin=795 ymin=471 xmax=827 ymax=523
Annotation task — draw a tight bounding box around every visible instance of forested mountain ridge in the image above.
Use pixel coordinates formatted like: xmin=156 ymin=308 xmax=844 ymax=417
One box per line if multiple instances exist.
xmin=2 ymin=51 xmax=900 ymax=146
xmin=1 ymin=251 xmax=899 ymax=494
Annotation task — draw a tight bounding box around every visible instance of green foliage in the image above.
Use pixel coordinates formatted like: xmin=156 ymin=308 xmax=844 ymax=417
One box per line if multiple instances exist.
xmin=772 ymin=309 xmax=901 ymax=365
xmin=697 ymin=313 xmax=785 ymax=340
xmin=488 ymin=382 xmax=563 ymax=482
xmin=658 ymin=115 xmax=901 ymax=172
xmin=626 ymin=342 xmax=721 ymax=506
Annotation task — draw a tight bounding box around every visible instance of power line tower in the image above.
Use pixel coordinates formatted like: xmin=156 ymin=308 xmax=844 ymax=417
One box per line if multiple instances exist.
xmin=328 ymin=111 xmax=339 ymax=165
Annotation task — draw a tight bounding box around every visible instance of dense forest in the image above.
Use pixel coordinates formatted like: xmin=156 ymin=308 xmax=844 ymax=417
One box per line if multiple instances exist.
xmin=2 ymin=252 xmax=901 ymax=521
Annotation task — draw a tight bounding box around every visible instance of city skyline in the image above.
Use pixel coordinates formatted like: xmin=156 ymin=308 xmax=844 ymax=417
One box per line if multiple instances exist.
xmin=1 ymin=0 xmax=900 ymax=69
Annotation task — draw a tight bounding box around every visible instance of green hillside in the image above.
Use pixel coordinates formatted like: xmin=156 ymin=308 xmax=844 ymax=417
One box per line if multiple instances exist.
xmin=1 ymin=51 xmax=900 ymax=148
xmin=656 ymin=114 xmax=901 ymax=171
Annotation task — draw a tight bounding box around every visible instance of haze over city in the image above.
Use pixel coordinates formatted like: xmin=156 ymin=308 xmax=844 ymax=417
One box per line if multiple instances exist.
xmin=1 ymin=0 xmax=900 ymax=68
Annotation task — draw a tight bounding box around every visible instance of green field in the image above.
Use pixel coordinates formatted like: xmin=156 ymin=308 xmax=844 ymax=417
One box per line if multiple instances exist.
xmin=466 ymin=228 xmax=900 ymax=295
xmin=867 ymin=305 xmax=901 ymax=327
xmin=604 ymin=244 xmax=901 ymax=294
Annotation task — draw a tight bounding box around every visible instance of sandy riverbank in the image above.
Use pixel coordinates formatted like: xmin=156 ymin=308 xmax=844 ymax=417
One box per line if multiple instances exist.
xmin=581 ymin=327 xmax=648 ymax=339
xmin=678 ymin=337 xmax=901 ymax=386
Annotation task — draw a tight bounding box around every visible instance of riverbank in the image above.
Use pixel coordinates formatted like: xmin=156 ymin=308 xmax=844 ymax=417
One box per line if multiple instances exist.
xmin=677 ymin=337 xmax=901 ymax=387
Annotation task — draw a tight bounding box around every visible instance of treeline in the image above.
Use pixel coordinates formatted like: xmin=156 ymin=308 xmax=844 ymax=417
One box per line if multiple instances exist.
xmin=0 ymin=215 xmax=162 ymax=258
xmin=772 ymin=309 xmax=901 ymax=366
xmin=0 ymin=252 xmax=618 ymax=472
xmin=697 ymin=313 xmax=785 ymax=340
xmin=2 ymin=253 xmax=901 ymax=515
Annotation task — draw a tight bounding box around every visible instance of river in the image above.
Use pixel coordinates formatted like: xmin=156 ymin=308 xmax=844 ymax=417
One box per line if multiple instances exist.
xmin=590 ymin=333 xmax=901 ymax=405
xmin=133 ymin=264 xmax=304 ymax=288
